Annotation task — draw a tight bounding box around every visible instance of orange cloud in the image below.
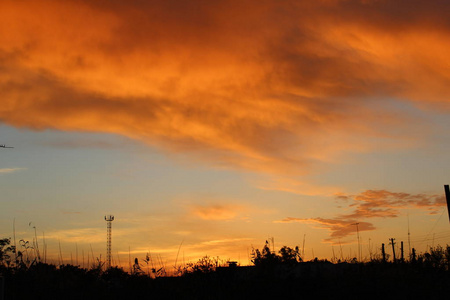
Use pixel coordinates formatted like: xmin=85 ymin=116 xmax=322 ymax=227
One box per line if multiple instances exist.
xmin=277 ymin=217 xmax=375 ymax=242
xmin=346 ymin=190 xmax=446 ymax=218
xmin=256 ymin=177 xmax=339 ymax=196
xmin=278 ymin=189 xmax=446 ymax=241
xmin=190 ymin=204 xmax=245 ymax=220
xmin=1 ymin=0 xmax=449 ymax=176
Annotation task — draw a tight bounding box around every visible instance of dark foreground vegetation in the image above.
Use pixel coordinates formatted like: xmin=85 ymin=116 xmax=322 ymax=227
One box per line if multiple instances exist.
xmin=1 ymin=238 xmax=450 ymax=299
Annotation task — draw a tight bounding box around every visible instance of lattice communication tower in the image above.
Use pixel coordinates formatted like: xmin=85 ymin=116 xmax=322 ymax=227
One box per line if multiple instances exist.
xmin=105 ymin=215 xmax=114 ymax=269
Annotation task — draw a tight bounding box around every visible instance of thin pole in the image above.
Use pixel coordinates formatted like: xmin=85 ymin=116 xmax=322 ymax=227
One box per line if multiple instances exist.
xmin=13 ymin=218 xmax=17 ymax=264
xmin=174 ymin=240 xmax=184 ymax=271
xmin=117 ymin=252 xmax=122 ymax=269
xmin=58 ymin=240 xmax=63 ymax=266
xmin=90 ymin=244 xmax=95 ymax=264
xmin=407 ymin=213 xmax=411 ymax=259
xmin=444 ymin=185 xmax=450 ymax=223
xmin=128 ymin=246 xmax=132 ymax=273
xmin=302 ymin=234 xmax=306 ymax=259
xmin=390 ymin=238 xmax=396 ymax=263
xmin=33 ymin=226 xmax=40 ymax=262
xmin=42 ymin=232 xmax=47 ymax=264
xmin=352 ymin=223 xmax=361 ymax=262
xmin=400 ymin=241 xmax=404 ymax=262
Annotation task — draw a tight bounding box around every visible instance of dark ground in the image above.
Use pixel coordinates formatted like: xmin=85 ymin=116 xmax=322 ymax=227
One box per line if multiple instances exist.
xmin=1 ymin=261 xmax=449 ymax=300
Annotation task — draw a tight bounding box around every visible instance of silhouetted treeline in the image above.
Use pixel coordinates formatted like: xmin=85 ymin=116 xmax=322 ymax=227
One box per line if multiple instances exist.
xmin=1 ymin=238 xmax=450 ymax=299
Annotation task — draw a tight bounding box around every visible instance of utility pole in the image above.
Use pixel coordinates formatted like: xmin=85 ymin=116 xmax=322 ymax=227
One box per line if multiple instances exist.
xmin=381 ymin=243 xmax=386 ymax=263
xmin=444 ymin=185 xmax=450 ymax=223
xmin=351 ymin=223 xmax=361 ymax=261
xmin=400 ymin=241 xmax=404 ymax=263
xmin=105 ymin=215 xmax=115 ymax=269
xmin=389 ymin=238 xmax=396 ymax=263
xmin=302 ymin=234 xmax=306 ymax=259
xmin=407 ymin=213 xmax=411 ymax=259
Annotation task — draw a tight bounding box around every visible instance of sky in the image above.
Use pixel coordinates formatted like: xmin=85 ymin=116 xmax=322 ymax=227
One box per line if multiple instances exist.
xmin=1 ymin=0 xmax=450 ymax=271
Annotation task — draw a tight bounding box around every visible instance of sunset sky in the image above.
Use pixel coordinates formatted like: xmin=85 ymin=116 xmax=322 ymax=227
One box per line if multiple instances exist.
xmin=1 ymin=0 xmax=450 ymax=270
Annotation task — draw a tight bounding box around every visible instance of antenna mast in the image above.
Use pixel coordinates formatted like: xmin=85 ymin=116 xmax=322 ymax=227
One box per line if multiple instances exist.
xmin=105 ymin=215 xmax=114 ymax=269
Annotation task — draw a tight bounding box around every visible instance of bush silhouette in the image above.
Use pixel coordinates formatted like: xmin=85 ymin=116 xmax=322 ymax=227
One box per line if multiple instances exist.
xmin=251 ymin=241 xmax=302 ymax=266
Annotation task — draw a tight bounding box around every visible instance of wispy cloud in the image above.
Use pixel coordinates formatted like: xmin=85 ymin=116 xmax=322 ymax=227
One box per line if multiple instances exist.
xmin=189 ymin=203 xmax=247 ymax=221
xmin=39 ymin=139 xmax=120 ymax=150
xmin=0 ymin=168 xmax=26 ymax=174
xmin=344 ymin=190 xmax=446 ymax=218
xmin=61 ymin=211 xmax=81 ymax=215
xmin=277 ymin=189 xmax=446 ymax=242
xmin=43 ymin=228 xmax=105 ymax=243
xmin=118 ymin=237 xmax=254 ymax=257
xmin=256 ymin=177 xmax=339 ymax=196
xmin=277 ymin=217 xmax=375 ymax=242
xmin=201 ymin=237 xmax=253 ymax=246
